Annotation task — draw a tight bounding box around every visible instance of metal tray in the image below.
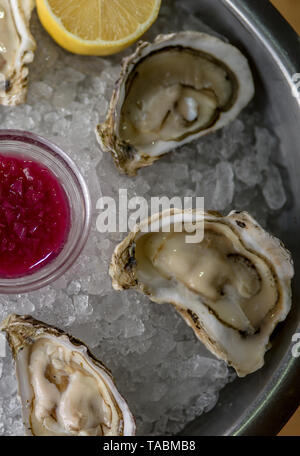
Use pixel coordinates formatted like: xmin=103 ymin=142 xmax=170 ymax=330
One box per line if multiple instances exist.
xmin=180 ymin=0 xmax=300 ymax=436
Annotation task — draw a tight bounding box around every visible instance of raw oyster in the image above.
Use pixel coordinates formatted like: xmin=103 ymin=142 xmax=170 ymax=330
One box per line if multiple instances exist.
xmin=1 ymin=314 xmax=136 ymax=436
xmin=110 ymin=209 xmax=294 ymax=376
xmin=96 ymin=31 xmax=255 ymax=175
xmin=0 ymin=0 xmax=36 ymax=106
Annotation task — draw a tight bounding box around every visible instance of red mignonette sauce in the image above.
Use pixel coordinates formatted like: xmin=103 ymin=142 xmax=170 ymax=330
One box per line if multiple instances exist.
xmin=0 ymin=154 xmax=71 ymax=278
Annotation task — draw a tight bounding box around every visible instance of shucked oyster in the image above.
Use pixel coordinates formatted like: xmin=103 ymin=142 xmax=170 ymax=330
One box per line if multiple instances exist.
xmin=0 ymin=0 xmax=36 ymax=106
xmin=110 ymin=209 xmax=294 ymax=377
xmin=1 ymin=314 xmax=135 ymax=436
xmin=96 ymin=32 xmax=254 ymax=175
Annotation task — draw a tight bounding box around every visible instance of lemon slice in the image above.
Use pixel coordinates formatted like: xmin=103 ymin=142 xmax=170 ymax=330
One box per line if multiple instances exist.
xmin=36 ymin=0 xmax=162 ymax=55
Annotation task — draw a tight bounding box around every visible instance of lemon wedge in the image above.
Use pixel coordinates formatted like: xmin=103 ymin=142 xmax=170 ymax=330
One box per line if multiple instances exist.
xmin=36 ymin=0 xmax=162 ymax=55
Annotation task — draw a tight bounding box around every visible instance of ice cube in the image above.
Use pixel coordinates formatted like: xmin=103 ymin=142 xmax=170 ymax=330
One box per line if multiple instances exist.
xmin=211 ymin=161 xmax=234 ymax=210
xmin=234 ymin=154 xmax=262 ymax=187
xmin=0 ymin=334 xmax=6 ymax=358
xmin=263 ymin=165 xmax=287 ymax=210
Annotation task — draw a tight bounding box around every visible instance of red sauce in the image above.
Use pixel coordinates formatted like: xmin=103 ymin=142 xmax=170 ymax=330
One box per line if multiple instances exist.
xmin=0 ymin=154 xmax=71 ymax=278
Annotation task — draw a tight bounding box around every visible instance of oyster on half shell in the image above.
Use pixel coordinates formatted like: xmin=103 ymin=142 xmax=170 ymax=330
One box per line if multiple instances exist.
xmin=1 ymin=314 xmax=136 ymax=436
xmin=0 ymin=0 xmax=36 ymax=106
xmin=96 ymin=32 xmax=255 ymax=175
xmin=110 ymin=209 xmax=294 ymax=377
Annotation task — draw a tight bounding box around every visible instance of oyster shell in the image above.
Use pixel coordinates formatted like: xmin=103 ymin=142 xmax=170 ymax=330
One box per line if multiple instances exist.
xmin=0 ymin=0 xmax=36 ymax=106
xmin=110 ymin=209 xmax=294 ymax=377
xmin=96 ymin=32 xmax=255 ymax=175
xmin=1 ymin=314 xmax=136 ymax=436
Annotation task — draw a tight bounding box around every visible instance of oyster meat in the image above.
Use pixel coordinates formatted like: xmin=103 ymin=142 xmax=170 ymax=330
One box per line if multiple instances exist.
xmin=110 ymin=209 xmax=294 ymax=376
xmin=0 ymin=0 xmax=36 ymax=106
xmin=1 ymin=314 xmax=136 ymax=436
xmin=96 ymin=32 xmax=255 ymax=175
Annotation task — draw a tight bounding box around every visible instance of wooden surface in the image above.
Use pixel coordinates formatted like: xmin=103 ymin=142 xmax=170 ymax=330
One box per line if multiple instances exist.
xmin=270 ymin=0 xmax=300 ymax=34
xmin=269 ymin=0 xmax=299 ymax=437
xmin=278 ymin=408 xmax=300 ymax=436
